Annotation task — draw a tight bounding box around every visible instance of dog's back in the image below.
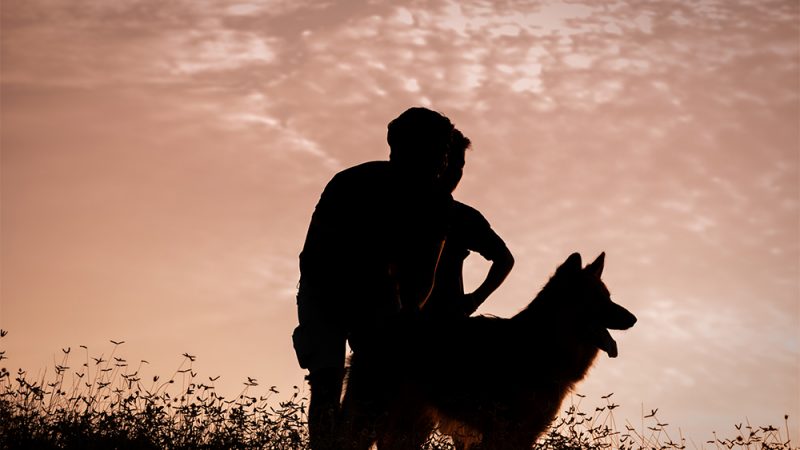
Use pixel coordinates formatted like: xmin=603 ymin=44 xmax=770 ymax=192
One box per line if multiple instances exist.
xmin=342 ymin=253 xmax=636 ymax=450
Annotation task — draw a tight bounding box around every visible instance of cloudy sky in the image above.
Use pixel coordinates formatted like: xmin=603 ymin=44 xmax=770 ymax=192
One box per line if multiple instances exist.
xmin=2 ymin=0 xmax=798 ymax=443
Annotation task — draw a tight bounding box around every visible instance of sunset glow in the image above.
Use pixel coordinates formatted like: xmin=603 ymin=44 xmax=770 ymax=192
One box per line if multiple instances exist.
xmin=2 ymin=0 xmax=798 ymax=443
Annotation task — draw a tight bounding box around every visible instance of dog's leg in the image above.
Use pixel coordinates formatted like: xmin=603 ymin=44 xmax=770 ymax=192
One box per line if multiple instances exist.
xmin=340 ymin=375 xmax=381 ymax=450
xmin=376 ymin=420 xmax=434 ymax=450
xmin=339 ymin=398 xmax=379 ymax=449
xmin=368 ymin=391 xmax=435 ymax=450
xmin=496 ymin=433 xmax=539 ymax=450
xmin=440 ymin=420 xmax=481 ymax=450
xmin=375 ymin=398 xmax=434 ymax=450
xmin=477 ymin=425 xmax=539 ymax=450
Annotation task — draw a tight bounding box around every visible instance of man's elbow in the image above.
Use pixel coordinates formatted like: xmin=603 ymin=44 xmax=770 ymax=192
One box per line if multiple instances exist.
xmin=501 ymin=247 xmax=515 ymax=271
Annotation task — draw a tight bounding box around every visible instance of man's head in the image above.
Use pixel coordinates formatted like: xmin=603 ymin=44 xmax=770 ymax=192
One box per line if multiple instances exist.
xmin=387 ymin=107 xmax=454 ymax=182
xmin=440 ymin=128 xmax=471 ymax=193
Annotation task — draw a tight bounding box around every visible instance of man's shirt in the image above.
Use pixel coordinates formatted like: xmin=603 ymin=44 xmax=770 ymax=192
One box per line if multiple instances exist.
xmin=423 ymin=201 xmax=508 ymax=317
xmin=299 ymin=161 xmax=450 ymax=329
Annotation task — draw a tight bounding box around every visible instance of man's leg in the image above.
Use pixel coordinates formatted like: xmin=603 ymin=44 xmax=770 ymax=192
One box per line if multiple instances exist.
xmin=294 ymin=283 xmax=348 ymax=449
xmin=307 ymin=366 xmax=345 ymax=450
xmin=293 ymin=314 xmax=346 ymax=448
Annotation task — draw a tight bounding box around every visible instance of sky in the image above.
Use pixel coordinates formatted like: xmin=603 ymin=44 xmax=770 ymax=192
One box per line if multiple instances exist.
xmin=1 ymin=0 xmax=798 ymax=445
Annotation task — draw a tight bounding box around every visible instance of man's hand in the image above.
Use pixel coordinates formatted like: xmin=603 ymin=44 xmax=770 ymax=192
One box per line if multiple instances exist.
xmin=461 ymin=292 xmax=486 ymax=316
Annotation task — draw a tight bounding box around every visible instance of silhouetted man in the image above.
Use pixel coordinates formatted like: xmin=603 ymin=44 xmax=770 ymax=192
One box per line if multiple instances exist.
xmin=423 ymin=129 xmax=514 ymax=319
xmin=293 ymin=107 xmax=454 ymax=450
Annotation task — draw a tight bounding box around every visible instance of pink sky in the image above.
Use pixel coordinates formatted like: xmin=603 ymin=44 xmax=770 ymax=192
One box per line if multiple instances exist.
xmin=2 ymin=0 xmax=798 ymax=444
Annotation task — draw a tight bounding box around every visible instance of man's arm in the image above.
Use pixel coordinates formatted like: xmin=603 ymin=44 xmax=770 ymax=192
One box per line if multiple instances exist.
xmin=459 ymin=204 xmax=514 ymax=315
xmin=397 ymin=237 xmax=446 ymax=311
xmin=464 ymin=244 xmax=514 ymax=314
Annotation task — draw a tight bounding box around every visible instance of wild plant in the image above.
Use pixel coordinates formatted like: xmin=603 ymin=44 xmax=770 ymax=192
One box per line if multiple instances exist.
xmin=0 ymin=331 xmax=795 ymax=450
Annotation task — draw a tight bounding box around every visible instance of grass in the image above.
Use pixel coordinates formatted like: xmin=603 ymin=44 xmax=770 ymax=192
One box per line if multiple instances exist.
xmin=0 ymin=330 xmax=795 ymax=450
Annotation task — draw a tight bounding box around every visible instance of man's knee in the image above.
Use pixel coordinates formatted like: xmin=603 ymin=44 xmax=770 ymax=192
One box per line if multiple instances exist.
xmin=308 ymin=367 xmax=345 ymax=400
xmin=292 ymin=324 xmax=347 ymax=371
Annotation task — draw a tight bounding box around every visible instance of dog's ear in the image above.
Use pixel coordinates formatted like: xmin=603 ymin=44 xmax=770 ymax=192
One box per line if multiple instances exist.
xmin=586 ymin=252 xmax=605 ymax=278
xmin=558 ymin=253 xmax=582 ymax=275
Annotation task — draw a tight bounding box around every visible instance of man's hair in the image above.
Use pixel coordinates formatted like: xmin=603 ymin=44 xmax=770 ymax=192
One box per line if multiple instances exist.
xmin=387 ymin=107 xmax=454 ymax=168
xmin=449 ymin=128 xmax=471 ymax=167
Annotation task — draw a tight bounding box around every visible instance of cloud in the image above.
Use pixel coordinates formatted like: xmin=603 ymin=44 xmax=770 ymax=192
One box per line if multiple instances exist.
xmin=223 ymin=110 xmax=340 ymax=169
xmin=165 ymin=30 xmax=277 ymax=75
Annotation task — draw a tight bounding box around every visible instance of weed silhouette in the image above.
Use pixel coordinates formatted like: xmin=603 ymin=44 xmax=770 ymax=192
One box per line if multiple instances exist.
xmin=0 ymin=331 xmax=795 ymax=449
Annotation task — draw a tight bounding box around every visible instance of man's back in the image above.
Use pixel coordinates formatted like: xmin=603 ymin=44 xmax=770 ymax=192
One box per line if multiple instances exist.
xmin=299 ymin=160 xmax=450 ymax=332
xmin=300 ymin=161 xmax=398 ymax=326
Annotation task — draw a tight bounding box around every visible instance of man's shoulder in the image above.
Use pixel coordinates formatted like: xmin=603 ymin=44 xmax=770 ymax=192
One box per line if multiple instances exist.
xmin=334 ymin=160 xmax=392 ymax=180
xmin=451 ymin=200 xmax=491 ymax=229
xmin=452 ymin=200 xmax=485 ymax=219
xmin=322 ymin=160 xmax=392 ymax=196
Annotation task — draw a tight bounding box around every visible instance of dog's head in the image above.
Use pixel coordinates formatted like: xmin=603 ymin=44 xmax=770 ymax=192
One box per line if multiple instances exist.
xmin=550 ymin=252 xmax=637 ymax=358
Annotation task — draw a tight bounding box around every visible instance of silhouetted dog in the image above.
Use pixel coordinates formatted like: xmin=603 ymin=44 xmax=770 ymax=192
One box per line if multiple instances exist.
xmin=340 ymin=253 xmax=636 ymax=450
